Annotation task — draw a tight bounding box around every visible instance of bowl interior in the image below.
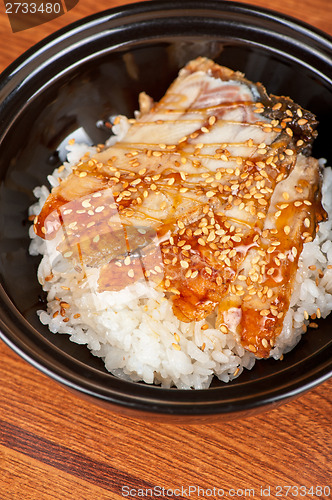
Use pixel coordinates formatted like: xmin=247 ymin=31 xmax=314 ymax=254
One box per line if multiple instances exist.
xmin=0 ymin=1 xmax=331 ymax=415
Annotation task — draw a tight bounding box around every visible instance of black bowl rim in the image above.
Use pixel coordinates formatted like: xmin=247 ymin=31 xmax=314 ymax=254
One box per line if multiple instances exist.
xmin=0 ymin=0 xmax=331 ymax=417
xmin=1 ymin=0 xmax=332 ymax=83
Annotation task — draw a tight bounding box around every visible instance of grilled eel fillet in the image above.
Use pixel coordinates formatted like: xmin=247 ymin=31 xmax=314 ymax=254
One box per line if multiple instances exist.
xmin=34 ymin=57 xmax=326 ymax=358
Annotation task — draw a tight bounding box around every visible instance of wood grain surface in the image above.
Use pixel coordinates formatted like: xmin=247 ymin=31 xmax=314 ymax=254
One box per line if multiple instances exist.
xmin=0 ymin=1 xmax=331 ymax=499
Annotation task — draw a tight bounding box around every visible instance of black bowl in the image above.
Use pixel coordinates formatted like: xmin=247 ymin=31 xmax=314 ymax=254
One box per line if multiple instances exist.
xmin=0 ymin=0 xmax=331 ymax=422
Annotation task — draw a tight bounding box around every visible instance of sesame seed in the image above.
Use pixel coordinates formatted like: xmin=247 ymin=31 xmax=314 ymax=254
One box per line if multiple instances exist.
xmin=304 ymin=218 xmax=311 ymax=228
xmin=131 ymin=178 xmax=141 ymax=186
xmin=82 ymin=199 xmax=91 ymax=208
xmin=127 ymin=269 xmax=135 ymax=278
xmin=257 ymin=212 xmax=266 ymax=219
xmin=206 ymin=230 xmax=215 ymax=243
xmin=95 ymin=205 xmax=105 ymax=213
xmin=262 ymin=338 xmax=269 ymax=348
xmin=185 ymin=269 xmax=192 ymax=279
xmin=208 ymin=115 xmax=216 ymax=126
xmin=285 ymin=149 xmax=294 ymax=156
xmin=206 ymin=191 xmax=216 ymax=198
xmin=309 ymin=322 xmax=318 ymax=328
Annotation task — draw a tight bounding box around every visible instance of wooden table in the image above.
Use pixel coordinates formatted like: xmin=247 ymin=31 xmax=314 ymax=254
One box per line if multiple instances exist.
xmin=0 ymin=1 xmax=331 ymax=498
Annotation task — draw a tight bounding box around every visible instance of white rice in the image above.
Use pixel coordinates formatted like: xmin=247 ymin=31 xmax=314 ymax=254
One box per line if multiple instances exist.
xmin=28 ymin=137 xmax=332 ymax=389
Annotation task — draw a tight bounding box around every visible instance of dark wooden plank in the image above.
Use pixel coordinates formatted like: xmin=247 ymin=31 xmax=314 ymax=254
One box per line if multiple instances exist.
xmin=0 ymin=447 xmax=117 ymax=500
xmin=0 ymin=418 xmax=166 ymax=496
